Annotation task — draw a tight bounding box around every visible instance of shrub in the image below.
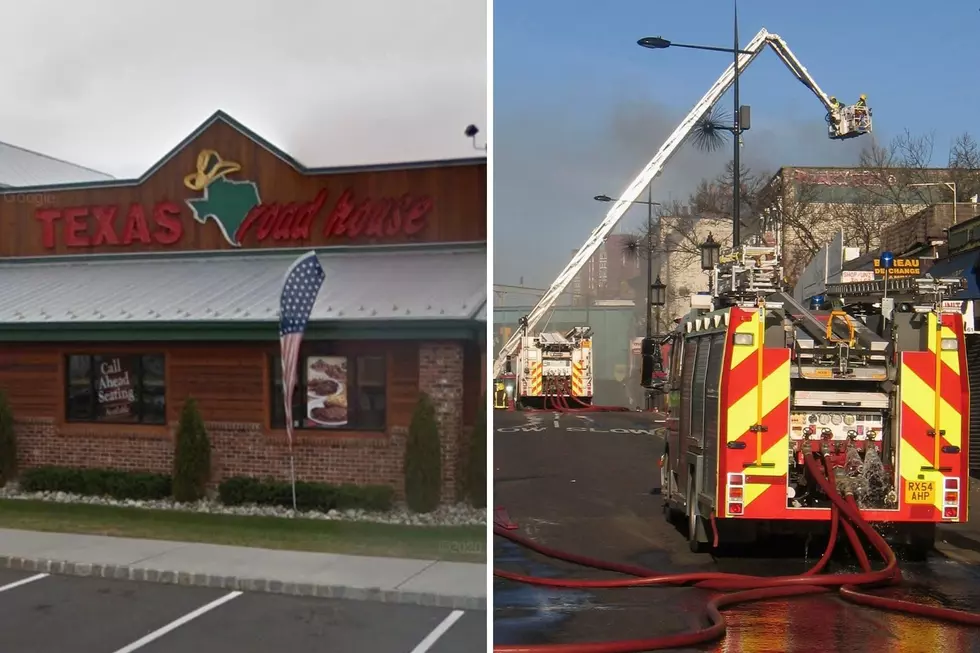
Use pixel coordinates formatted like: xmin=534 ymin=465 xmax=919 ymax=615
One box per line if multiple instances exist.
xmin=404 ymin=392 xmax=442 ymax=513
xmin=19 ymin=466 xmax=171 ymax=500
xmin=218 ymin=476 xmax=394 ymax=512
xmin=464 ymin=393 xmax=487 ymax=508
xmin=172 ymin=398 xmax=211 ymax=503
xmin=0 ymin=392 xmax=16 ymax=486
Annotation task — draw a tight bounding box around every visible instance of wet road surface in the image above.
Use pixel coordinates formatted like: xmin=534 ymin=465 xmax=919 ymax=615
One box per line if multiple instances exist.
xmin=493 ymin=409 xmax=980 ymax=652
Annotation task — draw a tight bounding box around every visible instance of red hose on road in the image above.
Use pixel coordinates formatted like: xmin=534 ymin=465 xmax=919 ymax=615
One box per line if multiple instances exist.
xmin=520 ymin=380 xmax=632 ymax=413
xmin=493 ymin=454 xmax=980 ymax=652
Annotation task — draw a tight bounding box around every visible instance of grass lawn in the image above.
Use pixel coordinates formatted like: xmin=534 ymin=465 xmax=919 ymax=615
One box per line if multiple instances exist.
xmin=0 ymin=499 xmax=486 ymax=563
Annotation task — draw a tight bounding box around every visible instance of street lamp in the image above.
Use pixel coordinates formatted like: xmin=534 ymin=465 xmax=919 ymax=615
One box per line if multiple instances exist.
xmin=701 ymin=232 xmax=722 ymax=296
xmin=594 ymin=190 xmax=662 ymax=338
xmin=651 ymin=274 xmax=666 ymax=334
xmin=701 ymin=232 xmax=722 ymax=270
xmin=910 ymin=181 xmax=958 ymax=225
xmin=638 ymin=0 xmax=748 ymax=249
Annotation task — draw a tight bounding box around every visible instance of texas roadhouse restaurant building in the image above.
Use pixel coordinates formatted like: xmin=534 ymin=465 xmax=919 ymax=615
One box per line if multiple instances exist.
xmin=0 ymin=111 xmax=487 ymax=502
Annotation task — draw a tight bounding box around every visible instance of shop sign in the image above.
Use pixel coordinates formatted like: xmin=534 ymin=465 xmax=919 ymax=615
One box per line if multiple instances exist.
xmin=96 ymin=357 xmax=137 ymax=420
xmin=873 ymin=257 xmax=920 ymax=278
xmin=33 ymin=149 xmax=433 ymax=250
xmin=841 ymin=270 xmax=875 ymax=282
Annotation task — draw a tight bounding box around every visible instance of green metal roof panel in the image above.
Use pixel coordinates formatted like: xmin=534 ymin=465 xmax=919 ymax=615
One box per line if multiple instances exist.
xmin=0 ymin=246 xmax=485 ymax=325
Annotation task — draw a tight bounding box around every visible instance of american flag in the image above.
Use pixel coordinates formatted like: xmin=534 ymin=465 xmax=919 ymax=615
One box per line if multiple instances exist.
xmin=279 ymin=251 xmax=326 ymax=446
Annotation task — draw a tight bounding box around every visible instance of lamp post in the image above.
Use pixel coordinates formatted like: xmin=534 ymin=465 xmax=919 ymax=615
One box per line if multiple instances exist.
xmin=638 ymin=0 xmax=749 ymax=249
xmin=701 ymin=232 xmax=722 ymax=295
xmin=649 ymin=275 xmax=667 ymax=410
xmin=651 ymin=274 xmax=666 ymax=335
xmin=910 ymin=181 xmax=958 ymax=225
xmin=594 ymin=189 xmax=662 ymax=337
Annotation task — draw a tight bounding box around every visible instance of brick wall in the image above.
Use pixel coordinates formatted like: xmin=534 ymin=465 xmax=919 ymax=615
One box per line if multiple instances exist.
xmin=15 ymin=418 xmax=408 ymax=494
xmin=10 ymin=338 xmax=476 ymax=505
xmin=418 ymin=342 xmax=465 ymax=502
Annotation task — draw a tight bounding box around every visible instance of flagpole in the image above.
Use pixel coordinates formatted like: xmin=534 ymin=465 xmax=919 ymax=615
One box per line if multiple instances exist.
xmin=288 ymin=443 xmax=298 ymax=512
xmin=278 ymin=250 xmax=326 ymax=515
xmin=279 ymin=354 xmax=298 ymax=512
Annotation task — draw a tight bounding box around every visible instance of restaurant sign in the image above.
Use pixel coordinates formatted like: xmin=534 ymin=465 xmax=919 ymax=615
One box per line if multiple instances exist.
xmin=97 ymin=356 xmax=137 ymax=421
xmin=34 ymin=150 xmax=433 ymax=249
xmin=873 ymin=257 xmax=920 ymax=279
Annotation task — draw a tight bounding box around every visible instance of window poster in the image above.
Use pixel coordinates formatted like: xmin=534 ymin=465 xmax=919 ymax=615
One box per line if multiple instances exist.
xmin=305 ymin=356 xmax=348 ymax=427
xmin=95 ymin=356 xmax=138 ymax=422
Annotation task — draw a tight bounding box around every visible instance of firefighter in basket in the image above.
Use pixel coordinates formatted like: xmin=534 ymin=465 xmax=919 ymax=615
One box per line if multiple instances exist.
xmin=854 ymin=94 xmax=868 ymax=123
xmin=828 ymin=96 xmax=842 ymax=125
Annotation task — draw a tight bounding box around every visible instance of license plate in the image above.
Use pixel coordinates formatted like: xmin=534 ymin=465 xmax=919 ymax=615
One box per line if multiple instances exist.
xmin=905 ymin=480 xmax=935 ymax=505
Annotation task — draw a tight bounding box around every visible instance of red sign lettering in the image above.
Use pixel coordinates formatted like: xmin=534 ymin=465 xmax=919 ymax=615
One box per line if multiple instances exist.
xmin=235 ymin=187 xmax=433 ymax=245
xmin=34 ymin=186 xmax=432 ymax=250
xmin=34 ymin=202 xmax=184 ymax=249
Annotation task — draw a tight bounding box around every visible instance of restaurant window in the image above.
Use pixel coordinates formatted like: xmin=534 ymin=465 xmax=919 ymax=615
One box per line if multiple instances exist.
xmin=65 ymin=354 xmax=166 ymax=424
xmin=271 ymin=354 xmax=387 ymax=431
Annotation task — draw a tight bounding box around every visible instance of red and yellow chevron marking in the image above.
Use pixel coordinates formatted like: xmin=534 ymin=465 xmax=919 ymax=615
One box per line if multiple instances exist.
xmin=719 ymin=307 xmax=791 ymax=517
xmin=571 ymin=361 xmax=584 ymax=396
xmin=529 ymin=362 xmax=543 ymax=396
xmin=897 ymin=312 xmax=969 ymax=519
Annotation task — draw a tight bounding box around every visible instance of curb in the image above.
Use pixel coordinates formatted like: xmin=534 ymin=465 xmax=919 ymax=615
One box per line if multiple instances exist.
xmin=934 ymin=541 xmax=980 ymax=566
xmin=0 ymin=556 xmax=486 ymax=611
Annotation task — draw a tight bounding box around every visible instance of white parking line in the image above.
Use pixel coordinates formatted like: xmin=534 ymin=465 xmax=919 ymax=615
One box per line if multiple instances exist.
xmin=0 ymin=573 xmax=48 ymax=593
xmin=409 ymin=609 xmax=464 ymax=652
xmin=110 ymin=591 xmax=242 ymax=653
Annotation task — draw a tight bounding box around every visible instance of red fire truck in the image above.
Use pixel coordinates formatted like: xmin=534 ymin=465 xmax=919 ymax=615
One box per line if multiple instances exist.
xmin=660 ymin=243 xmax=970 ymax=556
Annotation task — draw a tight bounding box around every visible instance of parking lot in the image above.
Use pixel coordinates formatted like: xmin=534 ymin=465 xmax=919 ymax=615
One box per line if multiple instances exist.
xmin=0 ymin=569 xmax=485 ymax=653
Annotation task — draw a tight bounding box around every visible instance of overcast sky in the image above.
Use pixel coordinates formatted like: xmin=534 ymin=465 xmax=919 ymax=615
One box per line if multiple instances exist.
xmin=0 ymin=0 xmax=487 ymax=178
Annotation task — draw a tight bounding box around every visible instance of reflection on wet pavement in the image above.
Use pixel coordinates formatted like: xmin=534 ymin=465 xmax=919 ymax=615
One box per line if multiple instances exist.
xmin=493 ymin=411 xmax=980 ymax=652
xmin=494 ymin=539 xmax=980 ymax=653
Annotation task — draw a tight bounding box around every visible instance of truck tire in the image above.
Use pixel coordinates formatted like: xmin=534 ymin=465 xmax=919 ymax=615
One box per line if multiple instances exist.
xmin=661 ymin=453 xmax=682 ymax=523
xmin=687 ymin=483 xmax=709 ymax=554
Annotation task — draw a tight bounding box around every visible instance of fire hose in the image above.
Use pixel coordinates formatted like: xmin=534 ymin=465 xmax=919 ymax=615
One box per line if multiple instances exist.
xmin=493 ymin=453 xmax=980 ymax=652
xmin=525 ymin=378 xmax=632 ymax=413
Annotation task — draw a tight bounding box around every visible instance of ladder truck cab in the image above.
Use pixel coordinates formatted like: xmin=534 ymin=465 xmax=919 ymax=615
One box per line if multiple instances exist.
xmin=660 ymin=243 xmax=970 ymax=556
xmin=516 ymin=327 xmax=594 ymax=409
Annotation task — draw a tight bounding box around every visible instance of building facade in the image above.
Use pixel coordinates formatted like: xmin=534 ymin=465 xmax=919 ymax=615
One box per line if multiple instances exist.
xmin=757 ymin=166 xmax=962 ymax=284
xmin=0 ymin=111 xmax=487 ymax=503
xmin=570 ymin=234 xmax=643 ymax=305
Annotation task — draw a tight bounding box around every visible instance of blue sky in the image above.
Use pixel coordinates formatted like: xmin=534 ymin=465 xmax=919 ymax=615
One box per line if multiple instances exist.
xmin=493 ymin=0 xmax=980 ymax=289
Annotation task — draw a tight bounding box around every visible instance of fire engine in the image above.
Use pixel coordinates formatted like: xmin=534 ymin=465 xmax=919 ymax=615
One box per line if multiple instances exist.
xmin=514 ymin=327 xmax=594 ymax=408
xmin=659 ymin=241 xmax=970 ymax=555
xmin=492 ymin=27 xmax=871 ymax=382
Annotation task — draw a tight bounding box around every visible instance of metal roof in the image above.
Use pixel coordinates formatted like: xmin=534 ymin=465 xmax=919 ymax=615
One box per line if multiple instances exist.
xmin=0 ymin=247 xmax=485 ymax=324
xmin=0 ymin=141 xmax=114 ymax=187
xmin=473 ymin=301 xmax=487 ymax=322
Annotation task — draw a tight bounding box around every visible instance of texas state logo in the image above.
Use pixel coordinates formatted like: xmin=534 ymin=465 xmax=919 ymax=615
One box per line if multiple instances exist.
xmin=183 ymin=149 xmax=261 ymax=247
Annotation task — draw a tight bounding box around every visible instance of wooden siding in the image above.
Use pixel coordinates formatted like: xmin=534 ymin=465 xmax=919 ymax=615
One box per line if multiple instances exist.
xmin=0 ymin=118 xmax=486 ymax=257
xmin=0 ymin=341 xmax=422 ymax=436
xmin=0 ymin=348 xmax=60 ymax=416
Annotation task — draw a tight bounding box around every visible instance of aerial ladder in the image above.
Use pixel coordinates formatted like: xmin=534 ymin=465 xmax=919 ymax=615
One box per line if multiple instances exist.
xmin=492 ymin=27 xmax=872 ymax=379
